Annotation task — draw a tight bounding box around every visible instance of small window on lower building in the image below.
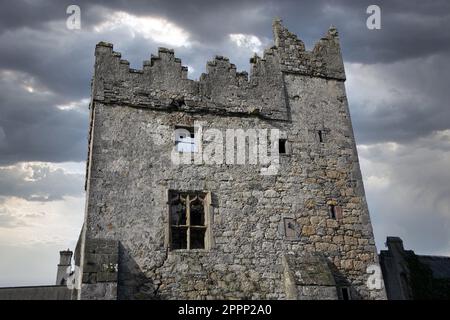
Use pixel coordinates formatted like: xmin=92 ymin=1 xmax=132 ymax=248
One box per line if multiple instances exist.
xmin=279 ymin=139 xmax=287 ymax=154
xmin=169 ymin=191 xmax=210 ymax=250
xmin=341 ymin=287 xmax=351 ymax=300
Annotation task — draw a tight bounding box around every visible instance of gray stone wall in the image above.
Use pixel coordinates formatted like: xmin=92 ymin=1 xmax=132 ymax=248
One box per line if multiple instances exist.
xmin=80 ymin=238 xmax=118 ymax=300
xmin=80 ymin=19 xmax=386 ymax=300
xmin=0 ymin=286 xmax=74 ymax=300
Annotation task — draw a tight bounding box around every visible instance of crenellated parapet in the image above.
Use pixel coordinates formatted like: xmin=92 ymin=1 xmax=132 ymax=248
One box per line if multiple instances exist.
xmin=145 ymin=47 xmax=197 ymax=93
xmin=91 ymin=19 xmax=345 ymax=120
xmin=92 ymin=43 xmax=288 ymax=119
xmin=93 ymin=43 xmax=198 ymax=105
xmin=199 ymin=55 xmax=245 ymax=106
xmin=272 ymin=18 xmax=345 ymax=80
xmin=197 ymin=53 xmax=287 ymax=119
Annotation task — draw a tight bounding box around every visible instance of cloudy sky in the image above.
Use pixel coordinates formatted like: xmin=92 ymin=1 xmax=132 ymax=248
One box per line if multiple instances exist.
xmin=0 ymin=0 xmax=449 ymax=286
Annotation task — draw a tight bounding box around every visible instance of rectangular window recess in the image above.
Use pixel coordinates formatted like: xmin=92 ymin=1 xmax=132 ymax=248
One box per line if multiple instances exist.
xmin=169 ymin=191 xmax=210 ymax=250
xmin=279 ymin=139 xmax=287 ymax=154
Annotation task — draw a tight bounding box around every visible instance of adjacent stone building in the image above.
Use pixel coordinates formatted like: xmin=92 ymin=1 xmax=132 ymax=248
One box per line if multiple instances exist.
xmin=75 ymin=18 xmax=387 ymax=300
xmin=380 ymin=237 xmax=450 ymax=300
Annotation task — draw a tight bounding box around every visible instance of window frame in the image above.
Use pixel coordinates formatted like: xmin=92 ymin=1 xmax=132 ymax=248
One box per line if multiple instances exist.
xmin=166 ymin=190 xmax=212 ymax=251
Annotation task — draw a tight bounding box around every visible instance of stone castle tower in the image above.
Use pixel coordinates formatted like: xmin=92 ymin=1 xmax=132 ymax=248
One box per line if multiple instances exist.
xmin=75 ymin=19 xmax=386 ymax=300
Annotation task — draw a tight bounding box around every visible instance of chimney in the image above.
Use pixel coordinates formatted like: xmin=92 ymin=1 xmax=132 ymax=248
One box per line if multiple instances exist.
xmin=386 ymin=237 xmax=405 ymax=255
xmin=56 ymin=249 xmax=73 ymax=285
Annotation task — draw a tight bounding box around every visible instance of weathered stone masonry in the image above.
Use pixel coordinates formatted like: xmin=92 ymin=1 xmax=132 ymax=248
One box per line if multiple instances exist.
xmin=77 ymin=19 xmax=387 ymax=300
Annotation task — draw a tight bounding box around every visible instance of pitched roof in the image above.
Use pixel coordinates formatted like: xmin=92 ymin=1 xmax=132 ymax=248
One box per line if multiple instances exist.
xmin=417 ymin=255 xmax=450 ymax=279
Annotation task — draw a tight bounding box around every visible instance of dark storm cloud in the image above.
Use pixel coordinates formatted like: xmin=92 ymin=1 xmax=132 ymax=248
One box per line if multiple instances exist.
xmin=0 ymin=163 xmax=84 ymax=201
xmin=0 ymin=70 xmax=88 ymax=165
xmin=346 ymin=53 xmax=450 ymax=144
xmin=0 ymin=1 xmax=449 ymax=285
xmin=0 ymin=0 xmax=271 ymax=41
xmin=0 ymin=1 xmax=272 ymax=166
xmin=359 ymin=135 xmax=450 ymax=255
xmin=0 ymin=0 xmax=448 ymax=160
xmin=2 ymin=0 xmax=450 ymax=61
xmin=286 ymin=0 xmax=450 ymax=63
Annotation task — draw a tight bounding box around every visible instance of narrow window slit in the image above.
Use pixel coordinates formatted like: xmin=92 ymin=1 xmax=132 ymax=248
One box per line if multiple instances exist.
xmin=341 ymin=287 xmax=351 ymax=300
xmin=279 ymin=139 xmax=287 ymax=154
xmin=329 ymin=204 xmax=336 ymax=219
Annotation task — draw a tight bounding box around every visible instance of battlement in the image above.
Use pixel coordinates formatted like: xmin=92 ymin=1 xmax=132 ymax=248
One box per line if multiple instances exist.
xmin=272 ymin=19 xmax=345 ymax=79
xmin=92 ymin=19 xmax=345 ymax=120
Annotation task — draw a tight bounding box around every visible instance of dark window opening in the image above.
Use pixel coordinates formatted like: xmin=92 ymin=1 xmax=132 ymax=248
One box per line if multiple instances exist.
xmin=329 ymin=204 xmax=336 ymax=219
xmin=190 ymin=228 xmax=206 ymax=249
xmin=171 ymin=226 xmax=187 ymax=250
xmin=169 ymin=191 xmax=207 ymax=250
xmin=170 ymin=194 xmax=187 ymax=225
xmin=190 ymin=196 xmax=205 ymax=226
xmin=341 ymin=287 xmax=350 ymax=300
xmin=318 ymin=130 xmax=323 ymax=143
xmin=279 ymin=139 xmax=287 ymax=154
